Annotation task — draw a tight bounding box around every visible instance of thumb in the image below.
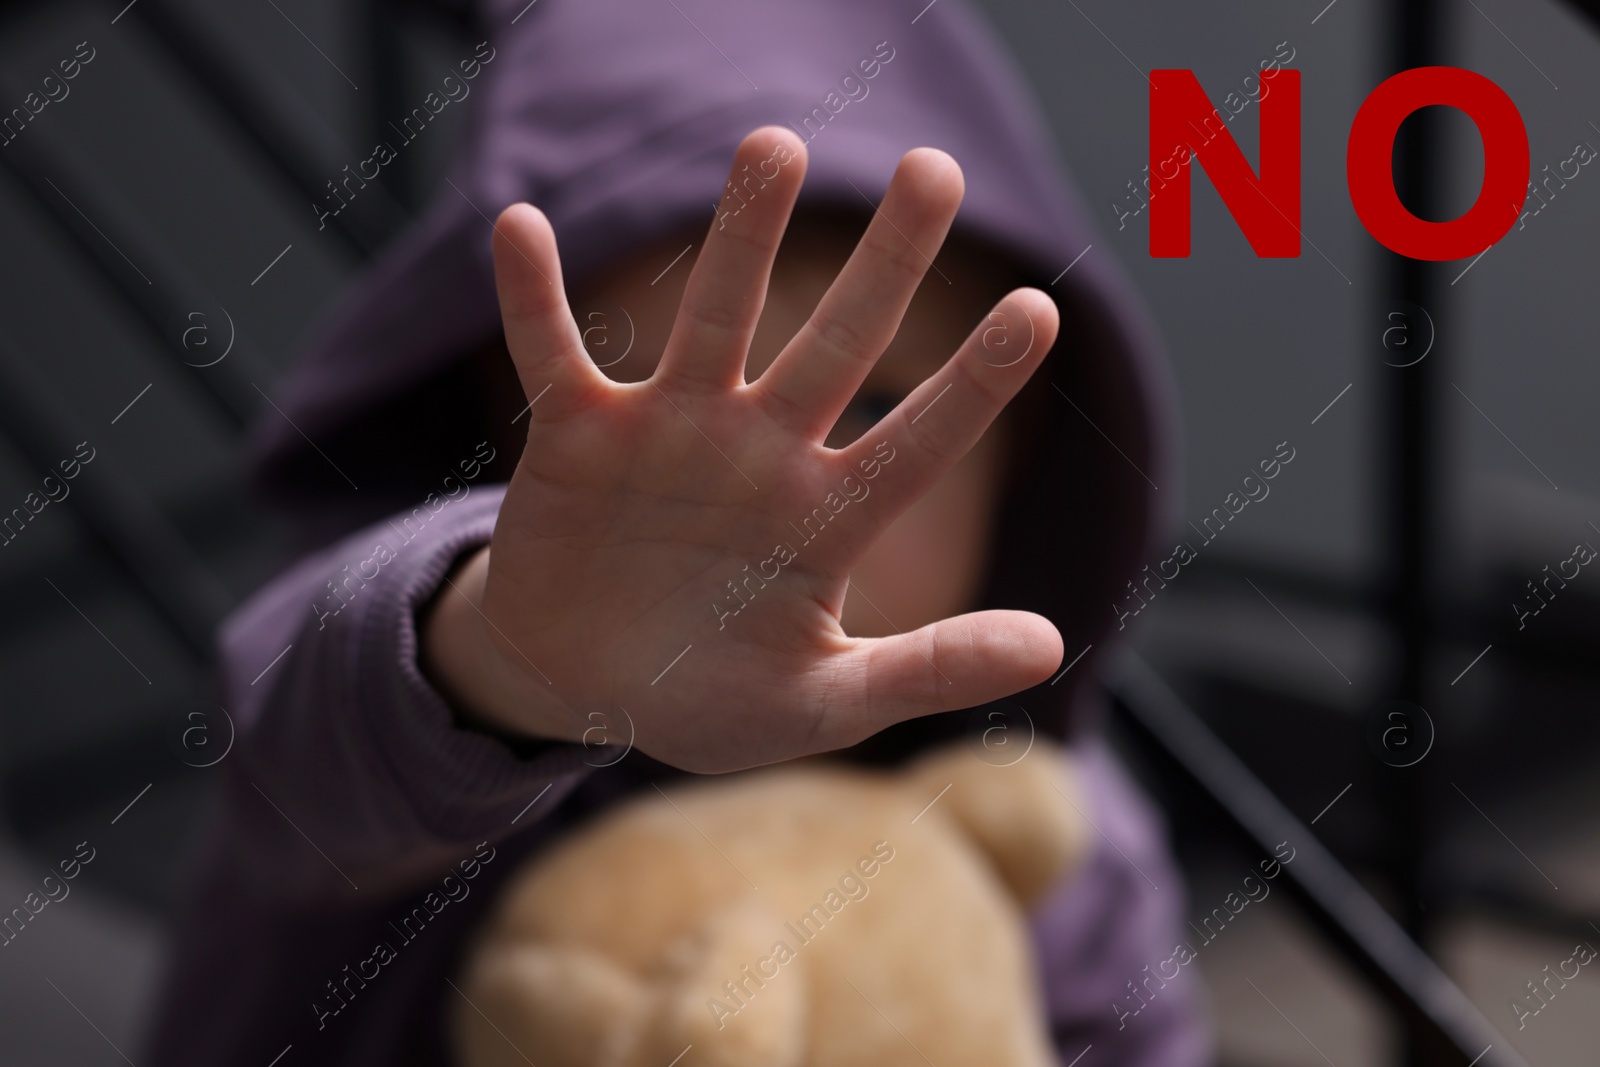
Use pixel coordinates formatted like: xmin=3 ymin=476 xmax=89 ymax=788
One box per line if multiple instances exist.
xmin=813 ymin=610 xmax=1063 ymax=750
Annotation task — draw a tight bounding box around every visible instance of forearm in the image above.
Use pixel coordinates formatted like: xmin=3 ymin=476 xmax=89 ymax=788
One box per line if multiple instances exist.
xmin=219 ymin=485 xmax=592 ymax=901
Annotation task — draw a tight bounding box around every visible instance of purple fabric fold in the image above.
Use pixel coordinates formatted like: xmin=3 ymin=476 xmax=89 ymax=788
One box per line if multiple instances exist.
xmin=1032 ymin=740 xmax=1214 ymax=1066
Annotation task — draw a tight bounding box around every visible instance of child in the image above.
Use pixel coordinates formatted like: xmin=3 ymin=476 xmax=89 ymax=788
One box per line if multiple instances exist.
xmin=143 ymin=1 xmax=1207 ymax=1063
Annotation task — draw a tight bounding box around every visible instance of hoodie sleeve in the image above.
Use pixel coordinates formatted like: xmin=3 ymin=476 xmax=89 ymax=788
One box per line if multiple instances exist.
xmin=216 ymin=482 xmax=595 ymax=903
xmin=1031 ymin=739 xmax=1213 ymax=1067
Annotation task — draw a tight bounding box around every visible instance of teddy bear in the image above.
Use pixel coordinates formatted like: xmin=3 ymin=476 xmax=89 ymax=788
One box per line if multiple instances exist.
xmin=452 ymin=737 xmax=1092 ymax=1067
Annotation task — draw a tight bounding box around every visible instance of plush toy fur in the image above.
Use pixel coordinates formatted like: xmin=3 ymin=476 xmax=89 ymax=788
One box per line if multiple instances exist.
xmin=453 ymin=739 xmax=1092 ymax=1067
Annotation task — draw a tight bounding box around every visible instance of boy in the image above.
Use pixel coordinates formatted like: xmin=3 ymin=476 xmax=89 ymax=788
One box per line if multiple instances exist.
xmin=144 ymin=1 xmax=1205 ymax=1064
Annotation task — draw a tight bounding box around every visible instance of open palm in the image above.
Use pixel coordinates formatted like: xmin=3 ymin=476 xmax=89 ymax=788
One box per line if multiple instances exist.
xmin=470 ymin=126 xmax=1062 ymax=773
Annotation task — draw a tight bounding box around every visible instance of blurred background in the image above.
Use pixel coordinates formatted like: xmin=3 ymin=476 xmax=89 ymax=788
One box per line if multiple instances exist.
xmin=0 ymin=0 xmax=1596 ymax=1064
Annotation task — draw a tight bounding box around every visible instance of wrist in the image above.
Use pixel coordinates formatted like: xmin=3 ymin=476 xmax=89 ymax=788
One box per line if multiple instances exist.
xmin=419 ymin=545 xmax=577 ymax=743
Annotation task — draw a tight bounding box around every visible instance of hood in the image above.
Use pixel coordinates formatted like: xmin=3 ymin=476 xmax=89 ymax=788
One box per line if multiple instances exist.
xmin=250 ymin=0 xmax=1182 ymax=740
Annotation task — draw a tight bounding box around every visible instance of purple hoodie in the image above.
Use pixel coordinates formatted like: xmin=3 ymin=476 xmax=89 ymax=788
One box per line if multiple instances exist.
xmin=142 ymin=1 xmax=1209 ymax=1063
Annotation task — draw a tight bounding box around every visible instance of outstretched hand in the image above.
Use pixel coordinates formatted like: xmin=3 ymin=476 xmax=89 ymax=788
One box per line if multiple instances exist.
xmin=423 ymin=126 xmax=1062 ymax=773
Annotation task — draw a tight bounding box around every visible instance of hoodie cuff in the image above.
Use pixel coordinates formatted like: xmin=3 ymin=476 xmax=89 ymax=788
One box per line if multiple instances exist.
xmin=354 ymin=484 xmax=594 ymax=841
